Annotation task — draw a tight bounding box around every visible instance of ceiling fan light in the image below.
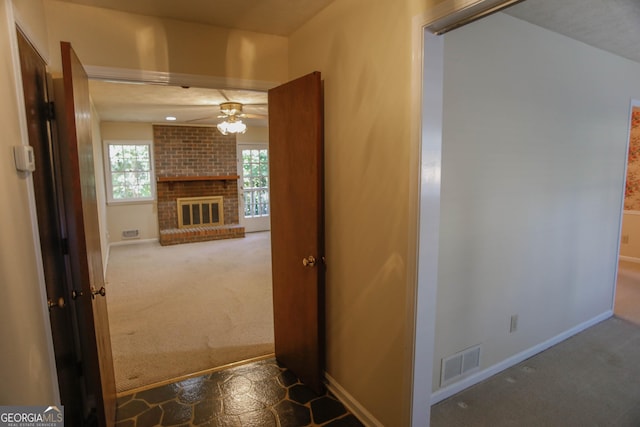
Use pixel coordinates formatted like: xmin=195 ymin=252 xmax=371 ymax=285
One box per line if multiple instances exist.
xmin=217 ymin=119 xmax=247 ymax=135
xmin=219 ymin=102 xmax=243 ymax=116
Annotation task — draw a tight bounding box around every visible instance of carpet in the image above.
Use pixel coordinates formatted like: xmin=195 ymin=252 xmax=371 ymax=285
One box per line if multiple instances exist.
xmin=431 ymin=316 xmax=640 ymax=426
xmin=105 ymin=232 xmax=274 ymax=393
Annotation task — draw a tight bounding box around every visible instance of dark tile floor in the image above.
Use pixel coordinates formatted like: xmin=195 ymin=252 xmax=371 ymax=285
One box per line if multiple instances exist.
xmin=115 ymin=358 xmax=364 ymax=426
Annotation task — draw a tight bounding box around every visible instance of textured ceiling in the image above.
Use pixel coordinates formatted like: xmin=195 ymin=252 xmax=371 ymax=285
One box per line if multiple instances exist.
xmin=504 ymin=0 xmax=640 ymax=64
xmin=89 ymin=81 xmax=268 ymax=126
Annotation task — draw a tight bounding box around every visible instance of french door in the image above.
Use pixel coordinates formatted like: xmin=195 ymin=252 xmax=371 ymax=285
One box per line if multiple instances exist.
xmin=238 ymin=143 xmax=271 ymax=232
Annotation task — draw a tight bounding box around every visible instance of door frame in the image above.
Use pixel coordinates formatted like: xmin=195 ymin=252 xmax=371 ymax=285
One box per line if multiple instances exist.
xmin=9 ymin=16 xmax=61 ymax=403
xmin=613 ymin=100 xmax=640 ymax=314
xmin=410 ymin=1 xmax=518 ymax=425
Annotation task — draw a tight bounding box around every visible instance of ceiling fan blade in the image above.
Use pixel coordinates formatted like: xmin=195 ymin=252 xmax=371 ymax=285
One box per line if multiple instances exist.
xmin=186 ymin=115 xmax=216 ymax=123
xmin=244 ymin=113 xmax=268 ymax=120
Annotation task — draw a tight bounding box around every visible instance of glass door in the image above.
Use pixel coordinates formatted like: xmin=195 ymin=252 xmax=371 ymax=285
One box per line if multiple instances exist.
xmin=238 ymin=143 xmax=270 ymax=232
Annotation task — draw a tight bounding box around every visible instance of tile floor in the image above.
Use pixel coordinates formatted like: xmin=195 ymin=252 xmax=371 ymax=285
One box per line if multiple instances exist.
xmin=115 ymin=358 xmax=363 ymax=426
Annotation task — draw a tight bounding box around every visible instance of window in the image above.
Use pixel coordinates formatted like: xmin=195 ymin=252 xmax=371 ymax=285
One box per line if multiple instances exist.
xmin=104 ymin=141 xmax=154 ymax=203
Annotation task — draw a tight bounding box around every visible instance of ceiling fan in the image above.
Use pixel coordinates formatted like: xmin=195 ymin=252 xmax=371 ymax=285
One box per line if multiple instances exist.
xmin=187 ymin=101 xmax=268 ymax=125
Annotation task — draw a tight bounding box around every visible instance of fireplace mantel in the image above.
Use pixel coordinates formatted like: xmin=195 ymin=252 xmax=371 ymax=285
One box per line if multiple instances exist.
xmin=156 ymin=175 xmax=240 ymax=183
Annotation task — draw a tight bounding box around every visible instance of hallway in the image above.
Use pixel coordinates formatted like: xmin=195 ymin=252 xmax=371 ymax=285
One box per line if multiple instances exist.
xmin=115 ymin=358 xmax=362 ymax=426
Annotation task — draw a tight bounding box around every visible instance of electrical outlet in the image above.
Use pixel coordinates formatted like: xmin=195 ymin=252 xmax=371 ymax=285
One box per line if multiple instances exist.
xmin=622 ymin=235 xmax=629 ymax=244
xmin=510 ymin=314 xmax=518 ymax=333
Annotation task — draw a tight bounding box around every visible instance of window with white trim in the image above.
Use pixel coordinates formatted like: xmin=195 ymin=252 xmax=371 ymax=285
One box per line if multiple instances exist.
xmin=104 ymin=140 xmax=155 ymax=203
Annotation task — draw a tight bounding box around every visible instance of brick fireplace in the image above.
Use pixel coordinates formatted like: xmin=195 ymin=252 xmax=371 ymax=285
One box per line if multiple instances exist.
xmin=154 ymin=125 xmax=245 ymax=245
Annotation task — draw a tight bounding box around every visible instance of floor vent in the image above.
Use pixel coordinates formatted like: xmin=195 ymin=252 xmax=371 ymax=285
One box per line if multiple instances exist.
xmin=441 ymin=345 xmax=481 ymax=386
xmin=122 ymin=229 xmax=140 ymax=239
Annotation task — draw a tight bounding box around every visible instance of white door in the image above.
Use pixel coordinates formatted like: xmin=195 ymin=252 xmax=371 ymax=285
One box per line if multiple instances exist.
xmin=238 ymin=143 xmax=271 ymax=232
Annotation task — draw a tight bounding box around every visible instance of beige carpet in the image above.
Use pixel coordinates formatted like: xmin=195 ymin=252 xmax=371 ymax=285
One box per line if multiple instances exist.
xmin=105 ymin=232 xmax=274 ymax=393
xmin=431 ymin=317 xmax=640 ymax=426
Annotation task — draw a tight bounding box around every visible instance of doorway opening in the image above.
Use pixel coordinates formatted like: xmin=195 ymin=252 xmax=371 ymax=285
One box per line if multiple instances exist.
xmin=90 ymin=78 xmax=275 ymax=393
xmin=616 ymin=101 xmax=640 ymax=326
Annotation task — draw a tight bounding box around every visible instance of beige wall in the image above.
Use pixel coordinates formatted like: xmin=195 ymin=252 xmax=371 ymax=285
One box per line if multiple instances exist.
xmin=43 ymin=0 xmax=288 ymax=83
xmin=0 ymin=0 xmax=58 ymax=404
xmin=13 ymin=0 xmax=49 ymax=61
xmin=237 ymin=125 xmax=268 ymax=144
xmin=289 ymin=1 xmax=434 ymax=424
xmin=100 ymin=122 xmax=158 ymax=243
xmin=621 ymin=213 xmax=640 ymax=259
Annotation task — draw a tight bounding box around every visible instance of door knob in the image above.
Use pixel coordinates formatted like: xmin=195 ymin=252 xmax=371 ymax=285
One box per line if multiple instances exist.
xmin=91 ymin=286 xmax=106 ymax=299
xmin=302 ymin=255 xmax=317 ymax=267
xmin=47 ymin=297 xmax=65 ymax=309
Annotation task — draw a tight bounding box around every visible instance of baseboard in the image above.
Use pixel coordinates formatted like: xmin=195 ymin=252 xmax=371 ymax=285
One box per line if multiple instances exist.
xmin=324 ymin=373 xmax=383 ymax=427
xmin=619 ymin=255 xmax=640 ymax=264
xmin=109 ymin=238 xmax=159 ymax=247
xmin=430 ymin=310 xmax=613 ymax=405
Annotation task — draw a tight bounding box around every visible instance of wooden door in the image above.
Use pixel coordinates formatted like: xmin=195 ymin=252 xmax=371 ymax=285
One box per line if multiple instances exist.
xmin=54 ymin=41 xmax=116 ymax=426
xmin=268 ymin=72 xmax=325 ymax=393
xmin=16 ymin=30 xmax=85 ymax=423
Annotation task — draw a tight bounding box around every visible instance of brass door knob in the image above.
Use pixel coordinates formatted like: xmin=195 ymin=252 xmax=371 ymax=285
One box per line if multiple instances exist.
xmin=302 ymin=256 xmax=317 ymax=267
xmin=91 ymin=286 xmax=106 ymax=299
xmin=47 ymin=297 xmax=65 ymax=309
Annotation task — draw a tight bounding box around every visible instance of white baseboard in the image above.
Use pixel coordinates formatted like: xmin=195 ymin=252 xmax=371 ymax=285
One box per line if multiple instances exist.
xmin=324 ymin=373 xmax=383 ymax=427
xmin=430 ymin=310 xmax=613 ymax=405
xmin=619 ymin=255 xmax=640 ymax=264
xmin=109 ymin=238 xmax=159 ymax=247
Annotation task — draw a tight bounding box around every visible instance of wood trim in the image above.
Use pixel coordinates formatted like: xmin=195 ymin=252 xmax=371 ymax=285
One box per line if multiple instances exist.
xmin=156 ymin=175 xmax=239 ymax=183
xmin=619 ymin=256 xmax=640 ymax=264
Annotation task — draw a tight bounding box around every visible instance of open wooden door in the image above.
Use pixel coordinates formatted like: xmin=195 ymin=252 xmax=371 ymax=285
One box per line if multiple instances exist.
xmin=16 ymin=30 xmax=85 ymax=424
xmin=268 ymin=72 xmax=325 ymax=393
xmin=54 ymin=41 xmax=116 ymax=426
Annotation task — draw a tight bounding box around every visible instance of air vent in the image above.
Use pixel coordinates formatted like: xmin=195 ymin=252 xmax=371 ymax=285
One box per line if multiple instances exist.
xmin=441 ymin=345 xmax=481 ymax=386
xmin=122 ymin=229 xmax=140 ymax=239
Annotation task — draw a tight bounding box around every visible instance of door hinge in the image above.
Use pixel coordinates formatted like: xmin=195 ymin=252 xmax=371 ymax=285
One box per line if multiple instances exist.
xmin=61 ymin=238 xmax=69 ymax=255
xmin=45 ymin=101 xmax=56 ymax=121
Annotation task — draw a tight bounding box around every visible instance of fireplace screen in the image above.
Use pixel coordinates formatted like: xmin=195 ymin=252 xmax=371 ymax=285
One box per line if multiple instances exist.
xmin=176 ymin=196 xmax=224 ymax=228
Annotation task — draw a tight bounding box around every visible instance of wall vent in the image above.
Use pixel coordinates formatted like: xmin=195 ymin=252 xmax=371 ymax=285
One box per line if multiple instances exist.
xmin=122 ymin=229 xmax=140 ymax=239
xmin=441 ymin=345 xmax=481 ymax=386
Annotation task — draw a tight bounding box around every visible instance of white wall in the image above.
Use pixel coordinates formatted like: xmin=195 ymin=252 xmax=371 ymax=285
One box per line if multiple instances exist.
xmin=100 ymin=122 xmax=158 ymax=244
xmin=434 ymin=12 xmax=640 ymax=391
xmin=91 ymin=102 xmax=109 ymax=271
xmin=0 ymin=0 xmax=58 ymax=404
